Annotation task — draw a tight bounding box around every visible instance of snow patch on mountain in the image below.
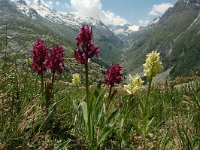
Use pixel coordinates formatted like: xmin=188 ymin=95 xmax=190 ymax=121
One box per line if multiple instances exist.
xmin=11 ymin=0 xmax=37 ymax=19
xmin=108 ymin=24 xmax=139 ymax=37
xmin=11 ymin=0 xmax=142 ymax=37
xmin=11 ymin=0 xmax=103 ymax=27
xmin=151 ymin=17 xmax=160 ymax=24
xmin=128 ymin=25 xmax=140 ymax=32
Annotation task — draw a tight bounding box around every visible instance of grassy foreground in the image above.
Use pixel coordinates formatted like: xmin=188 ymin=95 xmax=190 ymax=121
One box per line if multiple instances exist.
xmin=0 ymin=54 xmax=200 ymax=150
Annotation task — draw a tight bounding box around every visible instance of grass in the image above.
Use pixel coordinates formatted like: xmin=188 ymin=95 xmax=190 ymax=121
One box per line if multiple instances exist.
xmin=0 ymin=54 xmax=200 ymax=150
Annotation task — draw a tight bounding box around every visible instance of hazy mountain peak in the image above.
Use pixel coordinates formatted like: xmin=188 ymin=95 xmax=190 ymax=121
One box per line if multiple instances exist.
xmin=15 ymin=0 xmax=27 ymax=4
xmin=31 ymin=0 xmax=49 ymax=9
xmin=178 ymin=0 xmax=200 ymax=5
xmin=9 ymin=0 xmax=28 ymax=5
xmin=123 ymin=0 xmax=200 ymax=78
xmin=33 ymin=0 xmax=42 ymax=4
xmin=11 ymin=0 xmax=105 ymax=27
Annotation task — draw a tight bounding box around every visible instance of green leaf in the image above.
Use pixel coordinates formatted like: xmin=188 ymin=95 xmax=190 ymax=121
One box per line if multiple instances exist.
xmin=107 ymin=109 xmax=119 ymax=126
xmin=95 ymin=88 xmax=106 ymax=110
xmin=96 ymin=108 xmax=103 ymax=125
xmin=145 ymin=117 xmax=154 ymax=133
xmin=93 ymin=88 xmax=106 ymax=123
xmin=55 ymin=140 xmax=70 ymax=150
xmin=119 ymin=117 xmax=125 ymax=139
xmin=137 ymin=97 xmax=145 ymax=115
xmin=80 ymin=101 xmax=88 ymax=125
xmin=39 ymin=108 xmax=55 ymax=132
xmin=94 ymin=81 xmax=102 ymax=98
xmin=97 ymin=127 xmax=112 ymax=146
xmin=120 ymin=111 xmax=125 ymax=128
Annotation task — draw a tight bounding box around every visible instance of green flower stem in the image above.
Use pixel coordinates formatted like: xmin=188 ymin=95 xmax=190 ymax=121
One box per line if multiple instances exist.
xmin=145 ymin=76 xmax=152 ymax=116
xmin=119 ymin=95 xmax=134 ymax=149
xmin=50 ymin=72 xmax=55 ymax=103
xmin=51 ymin=72 xmax=55 ymax=90
xmin=108 ymin=85 xmax=113 ymax=100
xmin=147 ymin=77 xmax=153 ymax=99
xmin=1 ymin=98 xmax=4 ymax=128
xmin=84 ymin=63 xmax=94 ymax=149
xmin=41 ymin=73 xmax=45 ymax=108
xmin=143 ymin=76 xmax=152 ymax=147
xmin=85 ymin=63 xmax=89 ymax=103
xmin=106 ymin=85 xmax=113 ymax=114
xmin=46 ymin=72 xmax=55 ymax=113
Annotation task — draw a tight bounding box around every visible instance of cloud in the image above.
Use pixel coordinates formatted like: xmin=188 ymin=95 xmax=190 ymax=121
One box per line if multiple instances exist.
xmin=101 ymin=10 xmax=128 ymax=26
xmin=22 ymin=0 xmax=127 ymax=26
xmin=70 ymin=0 xmax=128 ymax=26
xmin=138 ymin=19 xmax=150 ymax=27
xmin=70 ymin=0 xmax=102 ymax=19
xmin=65 ymin=3 xmax=71 ymax=9
xmin=55 ymin=1 xmax=60 ymax=6
xmin=25 ymin=0 xmax=31 ymax=4
xmin=149 ymin=2 xmax=173 ymax=16
xmin=128 ymin=25 xmax=139 ymax=31
xmin=47 ymin=1 xmax=53 ymax=6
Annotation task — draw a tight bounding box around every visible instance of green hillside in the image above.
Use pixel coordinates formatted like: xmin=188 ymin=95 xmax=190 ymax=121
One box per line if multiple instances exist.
xmin=0 ymin=0 xmax=104 ymax=83
xmin=123 ymin=0 xmax=200 ymax=78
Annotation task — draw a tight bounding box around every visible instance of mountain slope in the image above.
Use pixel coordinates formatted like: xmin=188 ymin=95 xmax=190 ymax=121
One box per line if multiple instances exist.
xmin=0 ymin=0 xmax=105 ymax=82
xmin=11 ymin=0 xmax=123 ymax=65
xmin=123 ymin=0 xmax=200 ymax=78
xmin=0 ymin=0 xmax=72 ymax=54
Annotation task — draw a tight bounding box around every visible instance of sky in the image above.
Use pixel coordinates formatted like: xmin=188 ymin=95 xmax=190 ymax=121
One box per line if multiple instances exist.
xmin=25 ymin=0 xmax=177 ymax=28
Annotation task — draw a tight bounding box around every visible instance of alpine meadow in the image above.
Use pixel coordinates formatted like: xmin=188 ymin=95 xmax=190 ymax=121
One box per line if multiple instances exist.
xmin=0 ymin=0 xmax=200 ymax=149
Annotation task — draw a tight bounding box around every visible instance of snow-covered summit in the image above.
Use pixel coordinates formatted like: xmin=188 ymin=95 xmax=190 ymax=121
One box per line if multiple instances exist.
xmin=11 ymin=0 xmax=102 ymax=27
xmin=11 ymin=0 xmax=37 ymax=19
xmin=10 ymin=0 xmax=143 ymax=38
xmin=108 ymin=24 xmax=139 ymax=37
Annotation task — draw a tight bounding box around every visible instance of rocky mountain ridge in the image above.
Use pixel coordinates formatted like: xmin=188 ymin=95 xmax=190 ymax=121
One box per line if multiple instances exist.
xmin=1 ymin=0 xmax=124 ymax=65
xmin=123 ymin=0 xmax=200 ymax=78
xmin=1 ymin=0 xmax=200 ymax=79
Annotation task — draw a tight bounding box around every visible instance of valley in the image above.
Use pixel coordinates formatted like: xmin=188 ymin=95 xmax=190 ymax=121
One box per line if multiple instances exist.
xmin=0 ymin=0 xmax=200 ymax=149
xmin=1 ymin=0 xmax=200 ymax=80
